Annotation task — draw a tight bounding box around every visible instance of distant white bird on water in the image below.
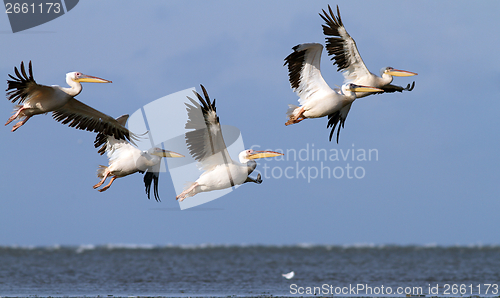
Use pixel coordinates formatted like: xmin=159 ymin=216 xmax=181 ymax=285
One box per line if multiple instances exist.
xmin=282 ymin=271 xmax=295 ymax=279
xmin=284 ymin=43 xmax=383 ymax=143
xmin=319 ymin=5 xmax=417 ymax=98
xmin=93 ymin=114 xmax=184 ymax=201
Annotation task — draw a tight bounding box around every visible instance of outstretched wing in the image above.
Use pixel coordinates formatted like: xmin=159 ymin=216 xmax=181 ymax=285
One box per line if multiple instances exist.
xmin=52 ymin=99 xmax=137 ymax=148
xmin=320 ymin=5 xmax=371 ymax=82
xmin=327 ymin=102 xmax=352 ymax=143
xmin=284 ymin=43 xmax=335 ymax=106
xmin=6 ymin=61 xmax=54 ymax=105
xmin=184 ymin=84 xmax=233 ymax=171
xmin=94 ymin=114 xmax=131 ymax=155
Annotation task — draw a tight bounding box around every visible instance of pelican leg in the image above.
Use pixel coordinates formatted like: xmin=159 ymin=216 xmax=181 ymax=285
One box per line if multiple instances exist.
xmin=285 ymin=107 xmax=305 ymax=126
xmin=244 ymin=173 xmax=262 ymax=184
xmin=93 ymin=170 xmax=110 ymax=189
xmin=176 ymin=182 xmax=199 ymax=201
xmin=294 ymin=115 xmax=306 ymax=124
xmin=5 ymin=107 xmax=25 ymax=126
xmin=11 ymin=116 xmax=32 ymax=132
xmin=98 ymin=176 xmax=117 ymax=192
xmin=405 ymin=81 xmax=416 ymax=91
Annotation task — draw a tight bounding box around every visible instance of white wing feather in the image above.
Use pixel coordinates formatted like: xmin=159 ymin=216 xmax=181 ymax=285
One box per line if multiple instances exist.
xmin=284 ymin=43 xmax=335 ymax=106
xmin=105 ymin=136 xmax=140 ymax=165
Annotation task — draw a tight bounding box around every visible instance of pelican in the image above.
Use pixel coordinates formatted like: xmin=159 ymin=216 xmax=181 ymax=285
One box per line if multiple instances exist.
xmin=319 ymin=5 xmax=417 ymax=98
xmin=93 ymin=114 xmax=184 ymax=201
xmin=5 ymin=61 xmax=135 ymax=143
xmin=284 ymin=43 xmax=383 ymax=143
xmin=176 ymin=85 xmax=283 ymax=202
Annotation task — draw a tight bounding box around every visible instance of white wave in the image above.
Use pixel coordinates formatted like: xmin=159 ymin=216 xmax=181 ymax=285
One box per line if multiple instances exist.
xmin=104 ymin=243 xmax=155 ymax=250
xmin=1 ymin=243 xmax=500 ymax=250
xmin=296 ymin=243 xmax=315 ymax=249
xmin=0 ymin=244 xmax=36 ymax=250
xmin=75 ymin=244 xmax=96 ymax=254
xmin=45 ymin=244 xmax=61 ymax=250
xmin=342 ymin=243 xmax=377 ymax=249
xmin=423 ymin=242 xmax=438 ymax=248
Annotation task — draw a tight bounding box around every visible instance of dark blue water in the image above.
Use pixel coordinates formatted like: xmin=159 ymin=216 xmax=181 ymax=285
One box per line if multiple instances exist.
xmin=0 ymin=245 xmax=499 ymax=297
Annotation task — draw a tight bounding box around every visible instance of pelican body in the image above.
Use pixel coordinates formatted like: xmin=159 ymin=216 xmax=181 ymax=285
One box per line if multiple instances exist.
xmin=176 ymin=85 xmax=283 ymax=202
xmin=93 ymin=115 xmax=184 ymax=201
xmin=320 ymin=5 xmax=417 ymax=98
xmin=5 ymin=61 xmax=135 ymax=144
xmin=284 ymin=43 xmax=383 ymax=142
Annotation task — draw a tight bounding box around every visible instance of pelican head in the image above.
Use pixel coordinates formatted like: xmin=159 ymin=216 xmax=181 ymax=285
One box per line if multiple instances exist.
xmin=239 ymin=149 xmax=283 ymax=163
xmin=381 ymin=67 xmax=418 ymax=77
xmin=149 ymin=147 xmax=185 ymax=158
xmin=67 ymin=72 xmax=112 ymax=83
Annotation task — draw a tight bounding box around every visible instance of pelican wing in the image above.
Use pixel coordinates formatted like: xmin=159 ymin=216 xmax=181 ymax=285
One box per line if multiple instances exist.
xmin=95 ymin=115 xmax=138 ymax=163
xmin=327 ymin=102 xmax=352 ymax=143
xmin=6 ymin=61 xmax=54 ymax=105
xmin=94 ymin=114 xmax=130 ymax=155
xmin=106 ymin=137 xmax=138 ymax=165
xmin=184 ymin=85 xmax=233 ymax=171
xmin=284 ymin=43 xmax=335 ymax=106
xmin=144 ymin=165 xmax=160 ymax=202
xmin=320 ymin=5 xmax=371 ymax=82
xmin=52 ymin=99 xmax=136 ymax=147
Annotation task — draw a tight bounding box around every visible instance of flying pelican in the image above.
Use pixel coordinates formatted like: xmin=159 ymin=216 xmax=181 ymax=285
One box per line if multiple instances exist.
xmin=284 ymin=43 xmax=383 ymax=143
xmin=93 ymin=114 xmax=184 ymax=201
xmin=5 ymin=61 xmax=135 ymax=143
xmin=176 ymin=85 xmax=283 ymax=202
xmin=319 ymin=5 xmax=417 ymax=98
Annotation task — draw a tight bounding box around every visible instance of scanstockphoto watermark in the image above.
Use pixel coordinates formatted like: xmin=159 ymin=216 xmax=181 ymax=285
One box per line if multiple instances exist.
xmin=251 ymin=143 xmax=378 ymax=183
xmin=290 ymin=283 xmax=424 ymax=296
xmin=290 ymin=283 xmax=499 ymax=296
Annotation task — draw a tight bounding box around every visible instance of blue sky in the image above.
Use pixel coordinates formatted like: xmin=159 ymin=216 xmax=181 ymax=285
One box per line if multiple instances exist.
xmin=1 ymin=1 xmax=499 ymax=246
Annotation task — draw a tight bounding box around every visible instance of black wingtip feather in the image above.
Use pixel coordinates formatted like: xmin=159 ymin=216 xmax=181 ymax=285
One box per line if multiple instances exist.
xmin=284 ymin=45 xmax=307 ymax=91
xmin=319 ymin=5 xmax=352 ymax=72
xmin=6 ymin=61 xmax=37 ymax=104
xmin=20 ymin=62 xmax=28 ymax=80
xmin=28 ymin=61 xmax=33 ymax=80
xmin=191 ymin=84 xmax=216 ymax=115
xmin=144 ymin=171 xmax=161 ymax=202
xmin=327 ymin=111 xmax=345 ymax=144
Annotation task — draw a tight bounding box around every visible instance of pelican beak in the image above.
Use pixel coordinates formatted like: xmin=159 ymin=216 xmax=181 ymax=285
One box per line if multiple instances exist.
xmin=153 ymin=150 xmax=184 ymax=158
xmin=349 ymin=85 xmax=384 ymax=93
xmin=386 ymin=69 xmax=418 ymax=77
xmin=248 ymin=150 xmax=284 ymax=160
xmin=74 ymin=74 xmax=112 ymax=83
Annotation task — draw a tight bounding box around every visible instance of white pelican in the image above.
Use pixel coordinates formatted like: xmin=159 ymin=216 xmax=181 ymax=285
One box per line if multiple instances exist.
xmin=5 ymin=61 xmax=135 ymax=143
xmin=93 ymin=114 xmax=184 ymax=201
xmin=319 ymin=5 xmax=417 ymax=98
xmin=176 ymin=85 xmax=283 ymax=202
xmin=284 ymin=43 xmax=383 ymax=143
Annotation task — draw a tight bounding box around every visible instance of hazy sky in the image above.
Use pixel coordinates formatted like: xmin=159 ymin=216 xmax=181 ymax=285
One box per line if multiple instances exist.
xmin=1 ymin=1 xmax=499 ymax=246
